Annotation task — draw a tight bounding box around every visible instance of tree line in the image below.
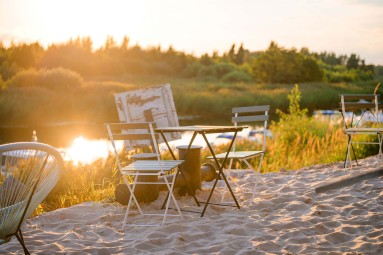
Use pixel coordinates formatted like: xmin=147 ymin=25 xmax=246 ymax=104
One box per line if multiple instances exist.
xmin=0 ymin=36 xmax=377 ymax=86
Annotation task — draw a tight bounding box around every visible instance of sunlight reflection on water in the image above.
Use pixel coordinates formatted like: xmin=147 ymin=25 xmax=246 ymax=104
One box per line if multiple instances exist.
xmin=63 ymin=136 xmax=115 ymax=165
xmin=62 ymin=129 xmax=254 ymax=165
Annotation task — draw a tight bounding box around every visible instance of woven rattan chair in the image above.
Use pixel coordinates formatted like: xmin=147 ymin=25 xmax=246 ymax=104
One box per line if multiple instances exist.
xmin=0 ymin=142 xmax=63 ymax=254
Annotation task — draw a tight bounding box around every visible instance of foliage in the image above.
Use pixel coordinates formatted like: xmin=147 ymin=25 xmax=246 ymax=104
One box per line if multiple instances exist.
xmin=251 ymin=42 xmax=323 ymax=83
xmin=38 ymin=157 xmax=117 ymax=215
xmin=222 ymin=70 xmax=252 ymax=83
xmin=6 ymin=67 xmax=84 ymax=91
xmin=321 ymin=63 xmax=374 ymax=83
xmin=0 ymin=70 xmax=380 ymax=127
xmin=0 ymin=68 xmax=134 ymax=125
xmin=0 ymin=74 xmax=4 ymax=89
xmin=266 ymin=85 xmax=342 ymax=170
xmin=265 ymin=85 xmax=379 ymax=171
xmin=0 ymin=38 xmax=378 ymax=86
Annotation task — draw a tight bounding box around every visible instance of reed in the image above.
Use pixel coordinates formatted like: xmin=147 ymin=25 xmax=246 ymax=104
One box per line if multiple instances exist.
xmin=36 ymin=157 xmax=118 ymax=216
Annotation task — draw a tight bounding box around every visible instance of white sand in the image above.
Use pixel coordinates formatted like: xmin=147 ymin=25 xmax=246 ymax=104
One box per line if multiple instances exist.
xmin=1 ymin=157 xmax=382 ymax=254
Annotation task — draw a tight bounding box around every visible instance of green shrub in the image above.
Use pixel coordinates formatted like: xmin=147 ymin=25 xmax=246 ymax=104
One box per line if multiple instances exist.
xmin=267 ymin=84 xmax=344 ymax=170
xmin=182 ymin=62 xmax=203 ymax=78
xmin=6 ymin=67 xmax=84 ymax=91
xmin=222 ymin=70 xmax=252 ymax=83
xmin=197 ymin=65 xmax=218 ymax=79
xmin=325 ymin=70 xmax=356 ymax=83
xmin=213 ymin=62 xmax=236 ymax=78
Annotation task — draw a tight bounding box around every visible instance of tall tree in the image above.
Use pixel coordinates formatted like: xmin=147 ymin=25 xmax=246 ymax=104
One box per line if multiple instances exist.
xmin=346 ymin=53 xmax=360 ymax=69
xmin=228 ymin=44 xmax=236 ymax=63
xmin=235 ymin=43 xmax=245 ymax=65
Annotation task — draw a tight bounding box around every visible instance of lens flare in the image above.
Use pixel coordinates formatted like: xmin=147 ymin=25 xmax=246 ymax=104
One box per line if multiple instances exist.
xmin=64 ymin=136 xmax=111 ymax=165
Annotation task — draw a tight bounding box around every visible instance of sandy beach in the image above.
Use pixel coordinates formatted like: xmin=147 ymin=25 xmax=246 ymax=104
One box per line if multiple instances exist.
xmin=1 ymin=156 xmax=382 ymax=254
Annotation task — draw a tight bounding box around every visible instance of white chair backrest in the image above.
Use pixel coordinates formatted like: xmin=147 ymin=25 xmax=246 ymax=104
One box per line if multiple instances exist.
xmin=231 ymin=105 xmax=270 ymax=151
xmin=105 ymin=122 xmax=162 ymax=172
xmin=339 ymin=94 xmax=381 ymax=128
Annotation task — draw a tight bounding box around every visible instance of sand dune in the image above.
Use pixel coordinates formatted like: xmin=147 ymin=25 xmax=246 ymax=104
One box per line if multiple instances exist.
xmin=1 ymin=156 xmax=382 ymax=254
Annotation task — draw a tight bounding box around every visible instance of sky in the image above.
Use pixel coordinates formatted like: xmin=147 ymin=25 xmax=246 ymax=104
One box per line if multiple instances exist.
xmin=0 ymin=0 xmax=382 ymax=65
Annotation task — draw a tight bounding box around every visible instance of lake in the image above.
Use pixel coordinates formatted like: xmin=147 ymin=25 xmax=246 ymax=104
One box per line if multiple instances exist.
xmin=0 ymin=123 xmax=248 ymax=165
xmin=0 ymin=123 xmax=111 ymax=164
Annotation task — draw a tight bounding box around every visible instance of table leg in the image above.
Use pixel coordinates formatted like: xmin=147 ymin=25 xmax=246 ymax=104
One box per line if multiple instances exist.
xmin=159 ymin=132 xmax=177 ymax=160
xmin=200 ymin=131 xmax=240 ymax=217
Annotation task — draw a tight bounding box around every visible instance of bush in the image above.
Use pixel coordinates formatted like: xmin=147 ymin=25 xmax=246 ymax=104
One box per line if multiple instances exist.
xmin=6 ymin=67 xmax=84 ymax=92
xmin=182 ymin=62 xmax=203 ymax=78
xmin=267 ymin=84 xmax=344 ymax=170
xmin=325 ymin=70 xmax=356 ymax=83
xmin=197 ymin=65 xmax=218 ymax=78
xmin=213 ymin=62 xmax=236 ymax=78
xmin=222 ymin=70 xmax=252 ymax=83
xmin=0 ymin=74 xmax=4 ymax=89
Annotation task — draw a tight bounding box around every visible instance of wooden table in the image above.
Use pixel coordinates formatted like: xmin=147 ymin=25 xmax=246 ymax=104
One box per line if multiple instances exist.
xmin=155 ymin=125 xmax=246 ymax=217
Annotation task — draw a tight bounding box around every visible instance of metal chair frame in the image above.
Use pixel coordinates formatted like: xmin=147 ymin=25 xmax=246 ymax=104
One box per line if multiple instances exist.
xmin=209 ymin=105 xmax=270 ymax=205
xmin=105 ymin=122 xmax=185 ymax=228
xmin=339 ymin=94 xmax=383 ymax=168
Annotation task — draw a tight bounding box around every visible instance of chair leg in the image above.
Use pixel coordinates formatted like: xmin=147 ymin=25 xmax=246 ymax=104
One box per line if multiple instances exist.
xmin=161 ymin=188 xmax=170 ymax=210
xmin=249 ymin=154 xmax=266 ymax=206
xmin=378 ymin=133 xmax=383 ymax=160
xmin=351 ymin=143 xmax=358 ymax=166
xmin=220 ymin=156 xmax=266 ymax=206
xmin=255 ymin=155 xmax=265 ymax=184
xmin=161 ymin=168 xmax=200 ymax=210
xmin=345 ymin=136 xmax=353 ymax=168
xmin=123 ymin=175 xmax=143 ymax=230
xmin=220 ymin=168 xmax=235 ymax=204
xmin=243 ymin=157 xmax=265 ymax=206
xmin=220 ymin=158 xmax=235 ymax=203
xmin=243 ymin=159 xmax=262 ymax=184
xmin=345 ymin=136 xmax=351 ymax=168
xmin=161 ymin=171 xmax=183 ymax=225
xmin=15 ymin=229 xmax=30 ymax=255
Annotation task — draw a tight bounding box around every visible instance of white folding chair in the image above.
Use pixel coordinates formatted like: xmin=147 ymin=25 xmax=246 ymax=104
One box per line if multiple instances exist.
xmin=209 ymin=105 xmax=270 ymax=205
xmin=339 ymin=94 xmax=383 ymax=168
xmin=105 ymin=122 xmax=184 ymax=228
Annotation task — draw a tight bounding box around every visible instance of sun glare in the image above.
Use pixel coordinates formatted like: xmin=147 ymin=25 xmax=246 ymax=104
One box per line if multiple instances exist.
xmin=64 ymin=136 xmax=111 ymax=165
xmin=28 ymin=0 xmax=146 ymax=49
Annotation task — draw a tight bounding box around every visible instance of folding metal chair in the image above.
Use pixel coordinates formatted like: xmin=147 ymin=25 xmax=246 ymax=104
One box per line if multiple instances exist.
xmin=105 ymin=122 xmax=184 ymax=228
xmin=339 ymin=94 xmax=383 ymax=168
xmin=208 ymin=105 xmax=270 ymax=205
